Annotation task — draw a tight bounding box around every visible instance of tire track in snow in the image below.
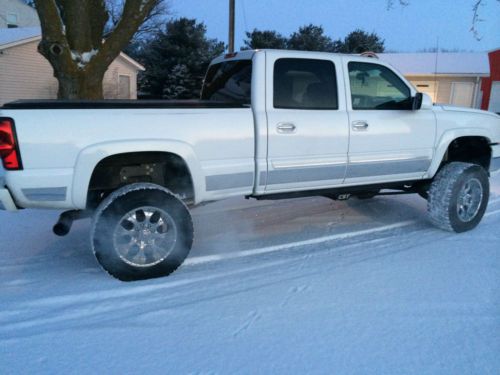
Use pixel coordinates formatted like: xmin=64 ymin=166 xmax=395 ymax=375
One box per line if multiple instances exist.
xmin=184 ymin=220 xmax=416 ymax=266
xmin=232 ymin=310 xmax=262 ymax=337
xmin=2 ymin=201 xmax=500 ymax=339
xmin=0 ymin=221 xmax=443 ymax=336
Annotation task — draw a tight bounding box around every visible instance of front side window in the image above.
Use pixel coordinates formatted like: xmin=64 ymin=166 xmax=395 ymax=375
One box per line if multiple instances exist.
xmin=274 ymin=58 xmax=338 ymax=110
xmin=201 ymin=60 xmax=252 ymax=104
xmin=348 ymin=62 xmax=411 ymax=110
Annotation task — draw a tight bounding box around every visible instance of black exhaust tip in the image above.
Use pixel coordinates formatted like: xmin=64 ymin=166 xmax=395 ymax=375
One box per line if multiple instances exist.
xmin=53 ymin=210 xmax=91 ymax=237
xmin=53 ymin=222 xmax=71 ymax=236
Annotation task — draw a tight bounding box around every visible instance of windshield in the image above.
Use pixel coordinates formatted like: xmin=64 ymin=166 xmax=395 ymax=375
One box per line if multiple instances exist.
xmin=201 ymin=60 xmax=252 ymax=104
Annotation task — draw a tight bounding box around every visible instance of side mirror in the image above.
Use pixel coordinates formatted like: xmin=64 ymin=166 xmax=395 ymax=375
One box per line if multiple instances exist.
xmin=412 ymin=92 xmax=423 ymax=110
xmin=420 ymin=93 xmax=433 ymax=110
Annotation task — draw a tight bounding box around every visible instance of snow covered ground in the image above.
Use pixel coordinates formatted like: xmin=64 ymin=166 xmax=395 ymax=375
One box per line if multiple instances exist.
xmin=1 ymin=175 xmax=500 ymax=374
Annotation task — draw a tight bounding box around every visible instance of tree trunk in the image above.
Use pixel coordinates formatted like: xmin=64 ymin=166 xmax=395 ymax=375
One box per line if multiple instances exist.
xmin=56 ymin=70 xmax=106 ymax=100
xmin=34 ymin=0 xmax=161 ymax=100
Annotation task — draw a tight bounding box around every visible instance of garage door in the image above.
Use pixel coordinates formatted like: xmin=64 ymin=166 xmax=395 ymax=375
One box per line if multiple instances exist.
xmin=414 ymin=81 xmax=437 ymax=102
xmin=450 ymin=82 xmax=474 ymax=107
xmin=489 ymin=81 xmax=500 ymax=113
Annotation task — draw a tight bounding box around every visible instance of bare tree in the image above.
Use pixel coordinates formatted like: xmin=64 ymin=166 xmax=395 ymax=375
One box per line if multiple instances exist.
xmin=388 ymin=0 xmax=500 ymax=40
xmin=33 ymin=0 xmax=166 ymax=100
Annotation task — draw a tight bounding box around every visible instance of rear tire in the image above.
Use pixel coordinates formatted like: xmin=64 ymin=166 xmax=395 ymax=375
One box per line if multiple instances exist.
xmin=427 ymin=162 xmax=489 ymax=233
xmin=91 ymin=183 xmax=193 ymax=281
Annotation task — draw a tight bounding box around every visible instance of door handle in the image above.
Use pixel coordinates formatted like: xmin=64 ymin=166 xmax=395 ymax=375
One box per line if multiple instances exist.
xmin=277 ymin=123 xmax=297 ymax=133
xmin=352 ymin=121 xmax=369 ymax=130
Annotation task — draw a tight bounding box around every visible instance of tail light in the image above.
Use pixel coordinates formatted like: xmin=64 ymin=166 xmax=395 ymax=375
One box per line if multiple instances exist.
xmin=0 ymin=117 xmax=23 ymax=170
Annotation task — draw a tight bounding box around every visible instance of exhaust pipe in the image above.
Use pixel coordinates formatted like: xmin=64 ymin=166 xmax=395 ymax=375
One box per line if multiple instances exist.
xmin=53 ymin=210 xmax=91 ymax=236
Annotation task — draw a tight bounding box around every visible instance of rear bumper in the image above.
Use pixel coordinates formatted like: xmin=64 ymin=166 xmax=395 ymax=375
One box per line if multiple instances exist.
xmin=0 ymin=176 xmax=18 ymax=211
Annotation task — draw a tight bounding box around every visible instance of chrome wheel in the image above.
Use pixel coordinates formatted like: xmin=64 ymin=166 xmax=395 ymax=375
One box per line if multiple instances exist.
xmin=457 ymin=178 xmax=483 ymax=222
xmin=113 ymin=206 xmax=177 ymax=267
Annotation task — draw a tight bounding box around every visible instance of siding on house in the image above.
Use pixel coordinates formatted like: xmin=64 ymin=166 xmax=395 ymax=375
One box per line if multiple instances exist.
xmin=379 ymin=53 xmax=489 ymax=108
xmin=0 ymin=40 xmax=141 ymax=105
xmin=407 ymin=76 xmax=481 ymax=107
xmin=0 ymin=0 xmax=39 ymax=28
xmin=103 ymin=58 xmax=139 ymax=100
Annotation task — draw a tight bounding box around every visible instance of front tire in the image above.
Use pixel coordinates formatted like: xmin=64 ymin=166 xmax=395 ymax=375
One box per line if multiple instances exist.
xmin=427 ymin=162 xmax=489 ymax=233
xmin=91 ymin=183 xmax=193 ymax=281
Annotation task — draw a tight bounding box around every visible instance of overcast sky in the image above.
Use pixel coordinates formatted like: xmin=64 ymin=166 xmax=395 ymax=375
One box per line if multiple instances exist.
xmin=171 ymin=0 xmax=500 ymax=52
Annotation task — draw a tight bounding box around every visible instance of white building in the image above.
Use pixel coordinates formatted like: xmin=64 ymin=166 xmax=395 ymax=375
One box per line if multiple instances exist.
xmin=0 ymin=0 xmax=39 ymax=28
xmin=0 ymin=28 xmax=145 ymax=105
xmin=379 ymin=52 xmax=490 ymax=108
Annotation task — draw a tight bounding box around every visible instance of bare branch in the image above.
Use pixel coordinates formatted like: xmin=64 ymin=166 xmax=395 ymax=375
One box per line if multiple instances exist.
xmin=470 ymin=0 xmax=485 ymax=40
xmin=386 ymin=0 xmax=409 ymax=10
xmin=387 ymin=0 xmax=499 ymax=40
xmin=91 ymin=0 xmax=160 ymax=71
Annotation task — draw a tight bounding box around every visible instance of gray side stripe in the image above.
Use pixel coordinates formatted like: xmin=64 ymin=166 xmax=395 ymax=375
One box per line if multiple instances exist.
xmin=206 ymin=172 xmax=254 ymax=191
xmin=261 ymin=165 xmax=346 ymax=186
xmin=346 ymin=158 xmax=431 ymax=178
xmin=490 ymin=157 xmax=500 ymax=172
xmin=260 ymin=158 xmax=431 ymax=186
xmin=22 ymin=187 xmax=67 ymax=202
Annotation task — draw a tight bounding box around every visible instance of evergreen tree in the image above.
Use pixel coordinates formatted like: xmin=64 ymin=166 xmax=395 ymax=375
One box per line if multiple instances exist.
xmin=139 ymin=18 xmax=225 ymax=99
xmin=287 ymin=24 xmax=341 ymax=52
xmin=242 ymin=29 xmax=288 ymax=50
xmin=340 ymin=29 xmax=385 ymax=53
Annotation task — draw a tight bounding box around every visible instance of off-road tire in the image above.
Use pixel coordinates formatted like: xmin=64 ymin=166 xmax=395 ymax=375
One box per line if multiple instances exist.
xmin=427 ymin=162 xmax=489 ymax=233
xmin=91 ymin=183 xmax=193 ymax=281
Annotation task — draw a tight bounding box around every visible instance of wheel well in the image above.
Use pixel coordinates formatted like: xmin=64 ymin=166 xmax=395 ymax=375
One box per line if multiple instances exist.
xmin=442 ymin=136 xmax=492 ymax=171
xmin=87 ymin=152 xmax=194 ymax=209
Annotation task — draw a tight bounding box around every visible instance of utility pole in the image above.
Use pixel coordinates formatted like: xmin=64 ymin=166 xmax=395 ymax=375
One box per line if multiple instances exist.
xmin=228 ymin=0 xmax=235 ymax=53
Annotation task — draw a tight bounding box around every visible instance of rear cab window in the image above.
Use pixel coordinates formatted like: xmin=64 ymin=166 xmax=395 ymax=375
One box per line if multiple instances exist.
xmin=201 ymin=60 xmax=252 ymax=105
xmin=348 ymin=61 xmax=412 ymax=110
xmin=273 ymin=58 xmax=338 ymax=110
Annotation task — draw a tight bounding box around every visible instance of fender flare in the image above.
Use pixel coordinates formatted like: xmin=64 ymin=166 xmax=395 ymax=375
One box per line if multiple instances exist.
xmin=71 ymin=139 xmax=204 ymax=208
xmin=427 ymin=128 xmax=493 ymax=178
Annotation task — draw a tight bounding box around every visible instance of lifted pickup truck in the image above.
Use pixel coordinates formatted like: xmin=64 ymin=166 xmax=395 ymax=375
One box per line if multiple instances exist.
xmin=1 ymin=50 xmax=500 ymax=281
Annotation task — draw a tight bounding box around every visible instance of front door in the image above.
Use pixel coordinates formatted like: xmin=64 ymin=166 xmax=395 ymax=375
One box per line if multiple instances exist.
xmin=344 ymin=59 xmax=436 ymax=185
xmin=264 ymin=52 xmax=349 ymax=192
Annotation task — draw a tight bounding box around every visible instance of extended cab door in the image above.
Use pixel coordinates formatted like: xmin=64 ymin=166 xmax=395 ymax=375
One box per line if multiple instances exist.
xmin=343 ymin=58 xmax=436 ymax=185
xmin=263 ymin=51 xmax=349 ymax=192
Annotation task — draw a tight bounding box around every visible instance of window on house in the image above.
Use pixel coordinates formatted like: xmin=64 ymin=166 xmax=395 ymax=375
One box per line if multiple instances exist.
xmin=118 ymin=75 xmax=131 ymax=99
xmin=7 ymin=13 xmax=18 ymax=28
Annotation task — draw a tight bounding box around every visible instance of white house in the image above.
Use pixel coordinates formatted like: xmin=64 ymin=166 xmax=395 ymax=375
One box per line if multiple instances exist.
xmin=379 ymin=52 xmax=490 ymax=108
xmin=0 ymin=27 xmax=145 ymax=105
xmin=0 ymin=0 xmax=39 ymax=28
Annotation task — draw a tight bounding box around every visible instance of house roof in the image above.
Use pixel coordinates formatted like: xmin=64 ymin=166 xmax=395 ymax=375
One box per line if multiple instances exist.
xmin=0 ymin=27 xmax=145 ymax=71
xmin=378 ymin=52 xmax=490 ymax=76
xmin=0 ymin=27 xmax=41 ymax=47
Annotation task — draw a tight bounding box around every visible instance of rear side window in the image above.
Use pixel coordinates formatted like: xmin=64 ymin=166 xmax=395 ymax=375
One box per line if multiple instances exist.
xmin=348 ymin=62 xmax=412 ymax=110
xmin=201 ymin=60 xmax=252 ymax=104
xmin=274 ymin=58 xmax=338 ymax=110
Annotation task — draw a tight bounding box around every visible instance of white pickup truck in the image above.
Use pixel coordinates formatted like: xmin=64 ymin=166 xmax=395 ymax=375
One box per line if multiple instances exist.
xmin=1 ymin=50 xmax=499 ymax=281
